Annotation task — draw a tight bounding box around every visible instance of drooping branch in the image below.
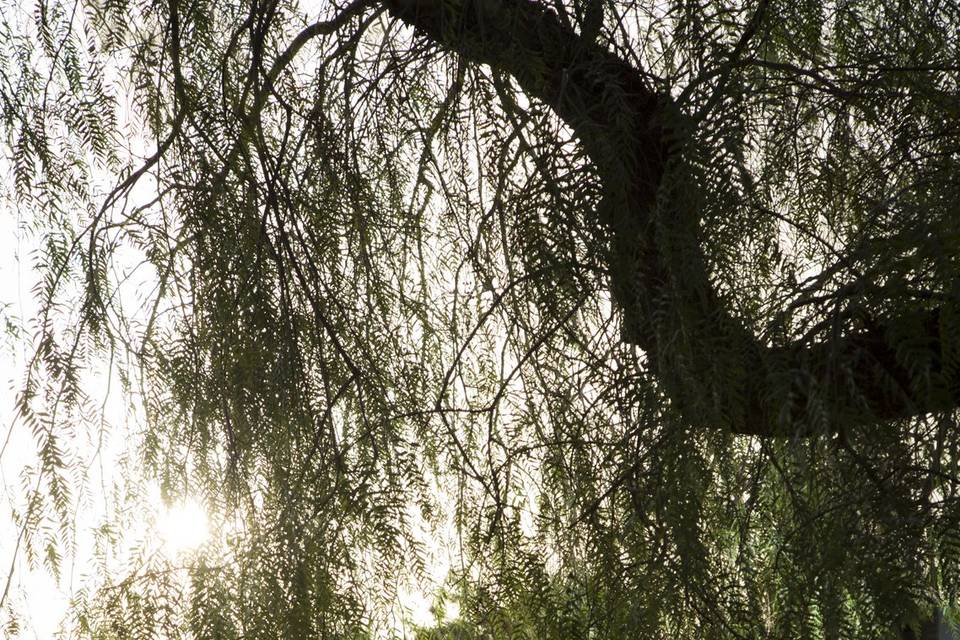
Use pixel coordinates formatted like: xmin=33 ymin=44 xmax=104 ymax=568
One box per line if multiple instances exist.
xmin=383 ymin=0 xmax=957 ymax=436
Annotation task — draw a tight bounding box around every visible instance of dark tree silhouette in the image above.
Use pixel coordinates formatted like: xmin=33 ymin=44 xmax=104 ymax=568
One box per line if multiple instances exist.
xmin=387 ymin=0 xmax=958 ymax=438
xmin=1 ymin=0 xmax=959 ymax=637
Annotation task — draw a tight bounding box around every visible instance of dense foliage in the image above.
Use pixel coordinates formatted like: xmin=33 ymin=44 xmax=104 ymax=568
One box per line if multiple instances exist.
xmin=1 ymin=0 xmax=959 ymax=637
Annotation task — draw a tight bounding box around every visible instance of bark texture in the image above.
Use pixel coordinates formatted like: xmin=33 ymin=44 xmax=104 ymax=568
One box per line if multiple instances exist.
xmin=384 ymin=0 xmax=956 ymax=437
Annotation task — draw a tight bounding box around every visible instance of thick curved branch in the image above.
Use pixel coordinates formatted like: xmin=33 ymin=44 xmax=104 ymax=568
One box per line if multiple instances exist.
xmin=383 ymin=0 xmax=956 ymax=436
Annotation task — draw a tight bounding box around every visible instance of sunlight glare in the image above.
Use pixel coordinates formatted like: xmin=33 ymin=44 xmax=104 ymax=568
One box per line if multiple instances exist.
xmin=400 ymin=588 xmax=434 ymax=628
xmin=442 ymin=600 xmax=460 ymax=623
xmin=159 ymin=498 xmax=209 ymax=556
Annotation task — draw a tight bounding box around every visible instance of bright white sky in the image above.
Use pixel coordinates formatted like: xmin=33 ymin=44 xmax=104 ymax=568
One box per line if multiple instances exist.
xmin=0 ymin=74 xmax=214 ymax=637
xmin=0 ymin=58 xmax=447 ymax=640
xmin=0 ymin=1 xmax=480 ymax=636
xmin=0 ymin=204 xmax=70 ymax=637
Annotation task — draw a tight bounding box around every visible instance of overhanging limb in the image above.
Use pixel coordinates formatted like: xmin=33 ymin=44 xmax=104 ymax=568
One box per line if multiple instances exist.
xmin=383 ymin=0 xmax=957 ymax=437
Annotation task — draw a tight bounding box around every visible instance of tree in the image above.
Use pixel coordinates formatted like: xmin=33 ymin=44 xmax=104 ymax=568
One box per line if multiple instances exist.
xmin=1 ymin=0 xmax=959 ymax=637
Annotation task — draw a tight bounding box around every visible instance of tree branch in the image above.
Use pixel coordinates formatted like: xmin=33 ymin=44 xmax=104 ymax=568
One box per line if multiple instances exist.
xmin=383 ymin=0 xmax=957 ymax=437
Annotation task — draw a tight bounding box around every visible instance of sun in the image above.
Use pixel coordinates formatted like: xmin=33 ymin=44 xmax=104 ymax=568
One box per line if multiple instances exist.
xmin=158 ymin=497 xmax=209 ymax=556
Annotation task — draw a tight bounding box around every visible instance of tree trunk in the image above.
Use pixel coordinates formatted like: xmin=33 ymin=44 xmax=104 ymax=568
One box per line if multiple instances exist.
xmin=383 ymin=0 xmax=956 ymax=437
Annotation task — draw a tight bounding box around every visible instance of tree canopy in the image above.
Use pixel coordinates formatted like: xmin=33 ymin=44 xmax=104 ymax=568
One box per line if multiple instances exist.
xmin=1 ymin=0 xmax=959 ymax=637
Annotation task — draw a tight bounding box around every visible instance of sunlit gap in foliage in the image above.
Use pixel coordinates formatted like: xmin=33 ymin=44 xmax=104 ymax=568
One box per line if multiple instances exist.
xmin=157 ymin=496 xmax=210 ymax=557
